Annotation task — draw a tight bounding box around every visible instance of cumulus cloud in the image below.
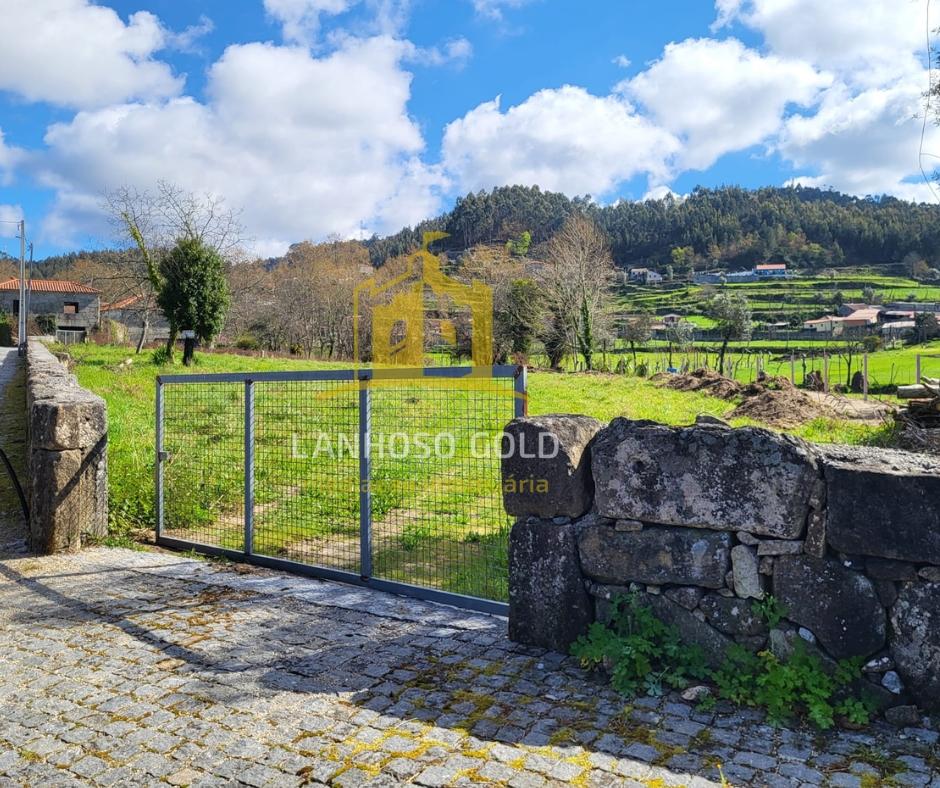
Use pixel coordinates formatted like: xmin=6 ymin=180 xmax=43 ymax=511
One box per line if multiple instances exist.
xmin=37 ymin=36 xmax=445 ymax=252
xmin=623 ymin=38 xmax=829 ymax=172
xmin=612 ymin=55 xmax=632 ymax=68
xmin=716 ymin=0 xmax=935 ymax=86
xmin=779 ymin=79 xmax=940 ymax=202
xmin=263 ymin=0 xmax=358 ymax=44
xmin=442 ymin=87 xmax=680 ymax=197
xmin=0 ymin=0 xmax=181 ymax=109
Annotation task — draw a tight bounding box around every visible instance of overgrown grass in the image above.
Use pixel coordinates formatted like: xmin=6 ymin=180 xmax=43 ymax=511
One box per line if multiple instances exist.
xmin=67 ymin=343 xmax=893 ymax=601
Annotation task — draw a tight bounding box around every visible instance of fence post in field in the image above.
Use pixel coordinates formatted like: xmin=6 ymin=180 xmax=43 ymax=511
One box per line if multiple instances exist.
xmin=863 ymin=353 xmax=869 ymax=401
xmin=823 ymin=353 xmax=829 ymax=393
xmin=358 ymin=371 xmax=373 ymax=581
xmin=244 ymin=379 xmax=255 ymax=557
xmin=790 ymin=354 xmax=795 ymax=386
xmin=155 ymin=379 xmax=164 ymax=540
xmin=916 ymin=354 xmax=922 ymax=383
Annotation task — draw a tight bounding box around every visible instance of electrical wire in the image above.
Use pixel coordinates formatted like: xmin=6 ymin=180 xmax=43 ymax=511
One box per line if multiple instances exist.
xmin=919 ymin=0 xmax=940 ymax=203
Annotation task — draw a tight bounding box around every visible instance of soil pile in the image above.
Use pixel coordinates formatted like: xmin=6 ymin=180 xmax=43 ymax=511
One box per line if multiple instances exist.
xmin=730 ymin=375 xmax=835 ymax=428
xmin=659 ymin=368 xmax=743 ymax=400
xmin=658 ymin=369 xmax=835 ymax=428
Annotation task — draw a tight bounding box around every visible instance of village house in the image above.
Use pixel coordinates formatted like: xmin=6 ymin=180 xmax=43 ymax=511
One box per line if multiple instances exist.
xmin=628 ymin=267 xmax=663 ymax=285
xmin=754 ymin=262 xmax=787 ymax=278
xmin=0 ymin=278 xmax=100 ymax=343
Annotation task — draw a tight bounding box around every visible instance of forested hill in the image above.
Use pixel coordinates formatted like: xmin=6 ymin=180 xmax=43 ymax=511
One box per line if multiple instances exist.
xmin=365 ymin=185 xmax=940 ymax=271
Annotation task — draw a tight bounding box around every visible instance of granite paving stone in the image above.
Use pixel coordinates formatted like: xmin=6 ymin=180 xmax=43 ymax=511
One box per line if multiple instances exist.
xmin=0 ymin=546 xmax=936 ymax=787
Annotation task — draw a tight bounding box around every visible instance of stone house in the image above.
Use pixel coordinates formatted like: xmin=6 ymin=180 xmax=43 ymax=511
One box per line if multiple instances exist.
xmin=0 ymin=278 xmax=101 ymax=343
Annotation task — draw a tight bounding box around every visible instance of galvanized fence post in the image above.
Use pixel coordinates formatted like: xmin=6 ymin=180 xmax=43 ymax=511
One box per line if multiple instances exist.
xmin=514 ymin=365 xmax=528 ymax=418
xmin=244 ymin=379 xmax=255 ymax=556
xmin=916 ymin=354 xmax=922 ymax=383
xmin=155 ymin=379 xmax=164 ymax=540
xmin=790 ymin=355 xmax=795 ymax=386
xmin=358 ymin=371 xmax=372 ymax=580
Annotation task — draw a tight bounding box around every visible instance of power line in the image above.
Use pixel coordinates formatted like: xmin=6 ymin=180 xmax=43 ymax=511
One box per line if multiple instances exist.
xmin=919 ymin=0 xmax=940 ymax=202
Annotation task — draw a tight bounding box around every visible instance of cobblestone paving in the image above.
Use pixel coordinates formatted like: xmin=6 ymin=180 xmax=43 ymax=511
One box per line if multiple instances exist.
xmin=0 ymin=547 xmax=937 ymax=787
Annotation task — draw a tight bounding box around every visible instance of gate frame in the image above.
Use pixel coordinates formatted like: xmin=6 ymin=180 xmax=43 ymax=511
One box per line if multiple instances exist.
xmin=155 ymin=365 xmax=526 ymax=616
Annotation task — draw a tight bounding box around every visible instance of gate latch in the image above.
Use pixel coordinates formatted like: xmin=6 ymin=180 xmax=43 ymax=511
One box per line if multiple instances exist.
xmin=158 ymin=451 xmax=169 ymax=462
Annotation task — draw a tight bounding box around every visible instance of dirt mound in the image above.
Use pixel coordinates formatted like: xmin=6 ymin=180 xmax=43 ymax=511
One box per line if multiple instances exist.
xmin=729 ymin=387 xmax=834 ymax=428
xmin=658 ymin=369 xmax=834 ymax=427
xmin=661 ymin=368 xmax=743 ymax=400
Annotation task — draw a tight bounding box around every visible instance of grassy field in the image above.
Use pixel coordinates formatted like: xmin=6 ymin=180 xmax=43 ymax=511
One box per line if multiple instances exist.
xmin=66 ymin=343 xmax=895 ymax=602
xmin=619 ymin=273 xmax=940 ymax=322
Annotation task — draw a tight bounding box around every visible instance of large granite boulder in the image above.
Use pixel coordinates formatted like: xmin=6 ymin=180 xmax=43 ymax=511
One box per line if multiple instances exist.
xmin=502 ymin=415 xmax=604 ymax=519
xmin=773 ymin=555 xmax=886 ymax=660
xmin=578 ymin=524 xmax=731 ymax=588
xmin=890 ymin=582 xmax=940 ymax=710
xmin=820 ymin=446 xmax=940 ymax=565
xmin=508 ymin=518 xmax=593 ymax=652
xmin=591 ymin=419 xmax=819 ymax=538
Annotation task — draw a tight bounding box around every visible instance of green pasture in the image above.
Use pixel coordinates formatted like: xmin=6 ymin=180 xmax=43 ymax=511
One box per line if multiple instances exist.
xmin=67 ymin=343 xmax=902 ymax=601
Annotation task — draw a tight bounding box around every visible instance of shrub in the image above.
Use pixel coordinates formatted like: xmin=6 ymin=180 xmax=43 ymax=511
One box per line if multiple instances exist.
xmin=574 ymin=592 xmax=877 ymax=730
xmin=235 ymin=334 xmax=260 ymax=351
xmin=36 ymin=314 xmax=58 ymax=335
xmin=572 ymin=594 xmax=709 ymax=696
xmin=151 ymin=346 xmax=173 ymax=365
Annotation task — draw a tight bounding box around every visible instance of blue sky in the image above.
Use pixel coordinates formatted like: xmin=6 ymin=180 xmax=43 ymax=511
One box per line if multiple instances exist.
xmin=0 ymin=0 xmax=936 ymax=258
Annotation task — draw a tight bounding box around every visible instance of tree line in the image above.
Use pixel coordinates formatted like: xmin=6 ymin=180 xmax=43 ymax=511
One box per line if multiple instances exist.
xmin=365 ymin=184 xmax=940 ymax=272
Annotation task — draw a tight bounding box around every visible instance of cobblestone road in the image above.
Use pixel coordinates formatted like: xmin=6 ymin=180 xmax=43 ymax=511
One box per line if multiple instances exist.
xmin=0 ymin=547 xmax=937 ymax=787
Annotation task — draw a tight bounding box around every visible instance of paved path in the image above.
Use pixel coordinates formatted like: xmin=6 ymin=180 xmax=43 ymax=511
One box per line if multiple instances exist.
xmin=0 ymin=548 xmax=937 ymax=787
xmin=0 ymin=346 xmax=27 ymax=555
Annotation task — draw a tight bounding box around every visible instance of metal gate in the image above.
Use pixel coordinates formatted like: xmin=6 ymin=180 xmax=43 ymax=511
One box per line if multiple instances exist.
xmin=155 ymin=366 xmax=525 ymax=614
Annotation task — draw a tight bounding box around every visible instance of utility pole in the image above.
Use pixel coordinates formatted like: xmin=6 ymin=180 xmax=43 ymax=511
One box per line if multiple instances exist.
xmin=17 ymin=219 xmax=26 ymax=356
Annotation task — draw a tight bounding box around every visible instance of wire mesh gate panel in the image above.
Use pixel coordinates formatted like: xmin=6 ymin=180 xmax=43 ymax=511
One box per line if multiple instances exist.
xmin=156 ymin=367 xmax=525 ymax=614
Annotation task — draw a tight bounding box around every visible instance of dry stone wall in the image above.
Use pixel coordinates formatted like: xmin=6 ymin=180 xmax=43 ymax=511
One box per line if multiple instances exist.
xmin=502 ymin=415 xmax=940 ymax=712
xmin=26 ymin=340 xmax=107 ymax=553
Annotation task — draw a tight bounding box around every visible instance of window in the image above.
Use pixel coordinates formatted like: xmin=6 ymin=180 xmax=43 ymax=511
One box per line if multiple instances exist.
xmin=63 ymin=302 xmax=79 ymax=315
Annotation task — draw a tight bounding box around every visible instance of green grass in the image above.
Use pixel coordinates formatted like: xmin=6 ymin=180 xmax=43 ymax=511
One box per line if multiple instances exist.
xmin=618 ymin=272 xmax=940 ymax=321
xmin=66 ymin=343 xmax=898 ymax=601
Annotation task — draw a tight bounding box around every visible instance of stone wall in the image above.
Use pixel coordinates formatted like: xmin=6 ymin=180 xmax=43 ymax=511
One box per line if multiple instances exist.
xmin=26 ymin=340 xmax=107 ymax=552
xmin=503 ymin=415 xmax=940 ymax=712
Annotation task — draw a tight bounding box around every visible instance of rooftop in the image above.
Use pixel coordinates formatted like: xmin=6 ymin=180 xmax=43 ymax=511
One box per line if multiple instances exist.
xmin=0 ymin=277 xmax=100 ymax=295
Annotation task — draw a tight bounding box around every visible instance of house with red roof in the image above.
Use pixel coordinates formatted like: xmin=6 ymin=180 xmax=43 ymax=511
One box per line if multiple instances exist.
xmin=0 ymin=278 xmax=101 ymax=342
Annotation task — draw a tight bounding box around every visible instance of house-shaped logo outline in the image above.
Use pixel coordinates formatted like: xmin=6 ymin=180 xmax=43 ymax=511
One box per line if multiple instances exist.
xmin=353 ymin=231 xmax=494 ymax=380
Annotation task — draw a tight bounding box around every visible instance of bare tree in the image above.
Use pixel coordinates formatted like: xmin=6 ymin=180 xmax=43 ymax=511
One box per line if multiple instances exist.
xmin=541 ymin=214 xmax=616 ymax=370
xmin=104 ymin=181 xmax=247 ymax=353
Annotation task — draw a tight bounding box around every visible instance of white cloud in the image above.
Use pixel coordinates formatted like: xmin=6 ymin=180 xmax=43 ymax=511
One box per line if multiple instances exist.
xmin=264 ymin=0 xmax=358 ymax=44
xmin=0 ymin=130 xmax=23 ymax=185
xmin=36 ymin=36 xmax=445 ymax=253
xmin=0 ymin=0 xmax=181 ymax=109
xmin=408 ymin=37 xmax=473 ymax=68
xmin=442 ymin=87 xmax=680 ymax=197
xmin=612 ymin=55 xmax=632 ymax=68
xmin=0 ymin=205 xmax=24 ymax=239
xmin=779 ymin=79 xmax=940 ymax=202
xmin=165 ymin=15 xmax=215 ymax=54
xmin=623 ymin=38 xmax=829 ymax=171
xmin=470 ymin=0 xmax=533 ymax=21
xmin=643 ymin=185 xmax=683 ymax=202
xmin=716 ymin=0 xmax=935 ymax=86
